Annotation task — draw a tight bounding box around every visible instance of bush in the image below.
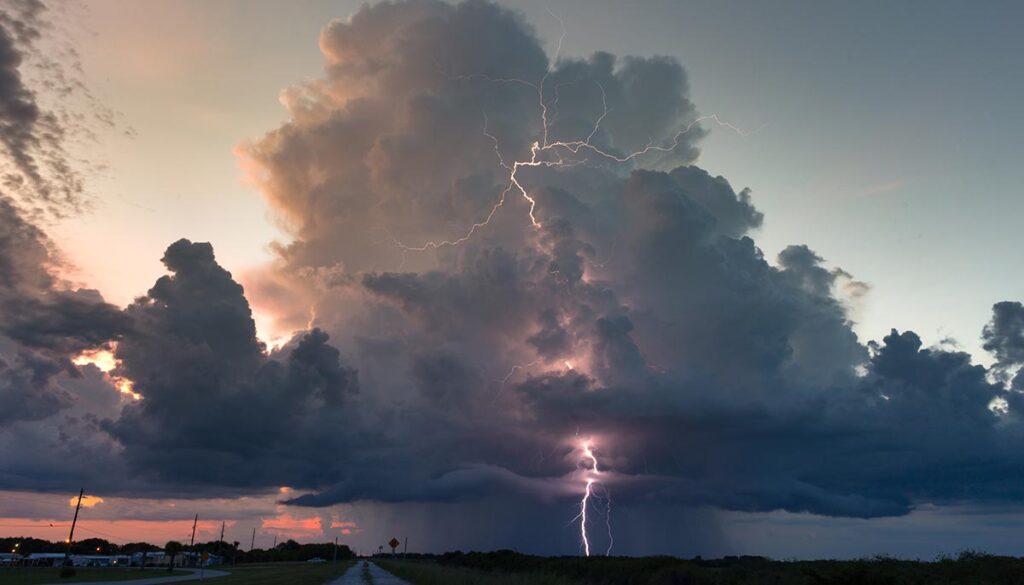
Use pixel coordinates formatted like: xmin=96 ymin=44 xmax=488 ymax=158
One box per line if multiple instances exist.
xmin=59 ymin=565 xmax=77 ymax=578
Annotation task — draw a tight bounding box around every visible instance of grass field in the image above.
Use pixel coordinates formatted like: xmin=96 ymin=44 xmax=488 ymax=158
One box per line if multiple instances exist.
xmin=212 ymin=561 xmax=353 ymax=584
xmin=0 ymin=567 xmax=188 ymax=585
xmin=377 ymin=560 xmax=573 ymax=585
xmin=378 ymin=551 xmax=1024 ymax=585
xmin=0 ymin=562 xmax=354 ymax=585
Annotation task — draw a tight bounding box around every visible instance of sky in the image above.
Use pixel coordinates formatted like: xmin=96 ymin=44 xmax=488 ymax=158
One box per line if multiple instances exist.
xmin=1 ymin=0 xmax=1024 ymax=559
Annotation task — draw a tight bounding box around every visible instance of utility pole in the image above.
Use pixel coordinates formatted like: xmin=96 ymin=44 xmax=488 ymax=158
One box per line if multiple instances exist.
xmin=217 ymin=522 xmax=225 ymax=561
xmin=250 ymin=528 xmax=255 ymax=552
xmin=189 ymin=514 xmax=198 ymax=568
xmin=404 ymin=537 xmax=408 ymax=557
xmin=332 ymin=536 xmax=338 ymax=567
xmin=272 ymin=534 xmax=276 ymax=549
xmin=61 ymin=489 xmax=84 ymax=571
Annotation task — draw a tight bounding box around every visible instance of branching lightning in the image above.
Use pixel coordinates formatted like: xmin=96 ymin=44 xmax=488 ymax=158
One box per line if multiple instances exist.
xmin=571 ymin=439 xmax=613 ymax=557
xmin=387 ymin=11 xmax=758 ymax=556
xmin=392 ymin=16 xmax=758 ymax=254
xmin=495 ymin=359 xmax=541 ymax=385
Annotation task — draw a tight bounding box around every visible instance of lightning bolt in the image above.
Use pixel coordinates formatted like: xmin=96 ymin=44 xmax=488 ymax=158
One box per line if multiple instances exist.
xmin=571 ymin=439 xmax=613 ymax=556
xmin=392 ymin=10 xmax=759 ymax=254
xmin=495 ymin=359 xmax=542 ymax=385
xmin=385 ymin=12 xmax=756 ymax=557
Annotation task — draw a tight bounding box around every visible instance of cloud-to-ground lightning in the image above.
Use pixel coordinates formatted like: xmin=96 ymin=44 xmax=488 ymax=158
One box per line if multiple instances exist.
xmin=572 ymin=439 xmax=613 ymax=556
xmin=389 ymin=12 xmax=752 ymax=556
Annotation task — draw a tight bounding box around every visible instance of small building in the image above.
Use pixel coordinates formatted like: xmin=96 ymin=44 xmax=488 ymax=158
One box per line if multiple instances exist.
xmin=0 ymin=552 xmax=23 ymax=565
xmin=70 ymin=554 xmax=130 ymax=567
xmin=127 ymin=550 xmax=223 ymax=568
xmin=130 ymin=551 xmax=167 ymax=567
xmin=25 ymin=553 xmax=66 ymax=567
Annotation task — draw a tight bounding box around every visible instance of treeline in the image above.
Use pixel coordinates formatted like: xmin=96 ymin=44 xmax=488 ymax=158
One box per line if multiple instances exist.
xmin=0 ymin=536 xmax=354 ymax=564
xmin=0 ymin=537 xmax=157 ymax=556
xmin=240 ymin=539 xmax=355 ymax=563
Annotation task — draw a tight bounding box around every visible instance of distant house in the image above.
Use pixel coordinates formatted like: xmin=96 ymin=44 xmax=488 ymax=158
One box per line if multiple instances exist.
xmin=70 ymin=554 xmax=132 ymax=567
xmin=131 ymin=551 xmax=167 ymax=566
xmin=0 ymin=552 xmax=23 ymax=565
xmin=25 ymin=553 xmax=66 ymax=567
xmin=129 ymin=551 xmax=222 ymax=568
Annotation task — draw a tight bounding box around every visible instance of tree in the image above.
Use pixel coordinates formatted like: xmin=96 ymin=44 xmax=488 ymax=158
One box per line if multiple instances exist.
xmin=232 ymin=541 xmax=240 ymax=565
xmin=164 ymin=541 xmax=183 ymax=573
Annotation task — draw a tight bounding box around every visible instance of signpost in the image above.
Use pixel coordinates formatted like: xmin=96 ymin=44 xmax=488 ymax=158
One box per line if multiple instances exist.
xmin=388 ymin=538 xmax=400 ymax=556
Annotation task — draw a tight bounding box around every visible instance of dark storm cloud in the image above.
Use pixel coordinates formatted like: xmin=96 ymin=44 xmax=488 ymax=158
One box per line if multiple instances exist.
xmin=104 ymin=239 xmax=359 ymax=493
xmin=6 ymin=0 xmax=1024 ymax=553
xmin=0 ymin=196 xmax=127 ymax=427
xmin=982 ymin=301 xmax=1024 ymax=389
xmin=0 ymin=343 xmax=67 ymax=425
xmin=0 ymin=1 xmax=138 ymax=493
xmin=233 ymin=0 xmax=1024 ymax=522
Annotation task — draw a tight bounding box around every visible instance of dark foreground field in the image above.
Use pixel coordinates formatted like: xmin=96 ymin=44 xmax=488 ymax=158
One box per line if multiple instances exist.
xmin=378 ymin=550 xmax=1024 ymax=585
xmin=0 ymin=567 xmax=187 ymax=585
xmin=0 ymin=562 xmax=353 ymax=585
xmin=212 ymin=561 xmax=353 ymax=584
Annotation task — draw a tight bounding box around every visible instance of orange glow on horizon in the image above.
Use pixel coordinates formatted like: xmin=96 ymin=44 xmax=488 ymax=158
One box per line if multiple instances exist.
xmin=0 ymin=517 xmax=226 ymax=545
xmin=330 ymin=520 xmax=358 ymax=537
xmin=261 ymin=513 xmax=325 ymax=540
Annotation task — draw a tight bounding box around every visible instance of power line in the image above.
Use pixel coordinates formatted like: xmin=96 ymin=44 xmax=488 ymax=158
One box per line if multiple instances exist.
xmin=0 ymin=523 xmax=66 ymax=528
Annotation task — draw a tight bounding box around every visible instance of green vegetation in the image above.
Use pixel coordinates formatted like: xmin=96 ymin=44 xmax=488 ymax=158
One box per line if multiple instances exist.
xmin=0 ymin=537 xmax=152 ymax=557
xmin=379 ymin=550 xmax=1024 ymax=585
xmin=360 ymin=560 xmax=375 ymax=584
xmin=213 ymin=561 xmax=354 ymax=585
xmin=378 ymin=560 xmax=567 ymax=585
xmin=164 ymin=541 xmax=183 ymax=572
xmin=0 ymin=567 xmax=188 ymax=584
xmin=0 ymin=563 xmax=355 ymax=585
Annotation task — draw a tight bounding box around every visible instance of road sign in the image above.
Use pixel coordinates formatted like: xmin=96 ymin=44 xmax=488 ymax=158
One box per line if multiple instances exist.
xmin=388 ymin=538 xmax=400 ymax=551
xmin=201 ymin=552 xmax=209 ymax=561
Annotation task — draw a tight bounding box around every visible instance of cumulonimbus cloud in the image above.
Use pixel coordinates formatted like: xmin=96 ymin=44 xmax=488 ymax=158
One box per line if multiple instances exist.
xmin=4 ymin=0 xmax=1024 ymax=549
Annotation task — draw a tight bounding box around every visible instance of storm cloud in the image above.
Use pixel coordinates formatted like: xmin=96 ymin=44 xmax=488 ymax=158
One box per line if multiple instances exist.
xmin=4 ymin=0 xmax=1024 ymax=556
xmin=0 ymin=196 xmax=127 ymax=426
xmin=106 ymin=239 xmax=359 ymax=492
xmin=228 ymin=0 xmax=1024 ymax=521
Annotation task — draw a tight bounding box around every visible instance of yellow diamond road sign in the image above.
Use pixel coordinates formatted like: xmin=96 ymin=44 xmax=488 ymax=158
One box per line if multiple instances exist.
xmin=388 ymin=538 xmax=400 ymax=550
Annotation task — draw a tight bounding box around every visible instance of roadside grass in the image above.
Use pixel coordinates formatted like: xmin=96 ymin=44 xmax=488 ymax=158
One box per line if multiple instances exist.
xmin=381 ymin=552 xmax=1024 ymax=585
xmin=376 ymin=560 xmax=572 ymax=585
xmin=213 ymin=561 xmax=353 ymax=585
xmin=0 ymin=567 xmax=188 ymax=585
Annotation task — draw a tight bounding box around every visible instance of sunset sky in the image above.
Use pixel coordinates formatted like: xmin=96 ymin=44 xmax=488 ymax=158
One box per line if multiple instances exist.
xmin=2 ymin=0 xmax=1024 ymax=559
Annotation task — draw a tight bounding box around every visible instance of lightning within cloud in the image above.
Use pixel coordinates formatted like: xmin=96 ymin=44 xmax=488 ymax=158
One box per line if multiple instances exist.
xmin=391 ymin=10 xmax=758 ymax=254
xmin=388 ymin=11 xmax=755 ymax=556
